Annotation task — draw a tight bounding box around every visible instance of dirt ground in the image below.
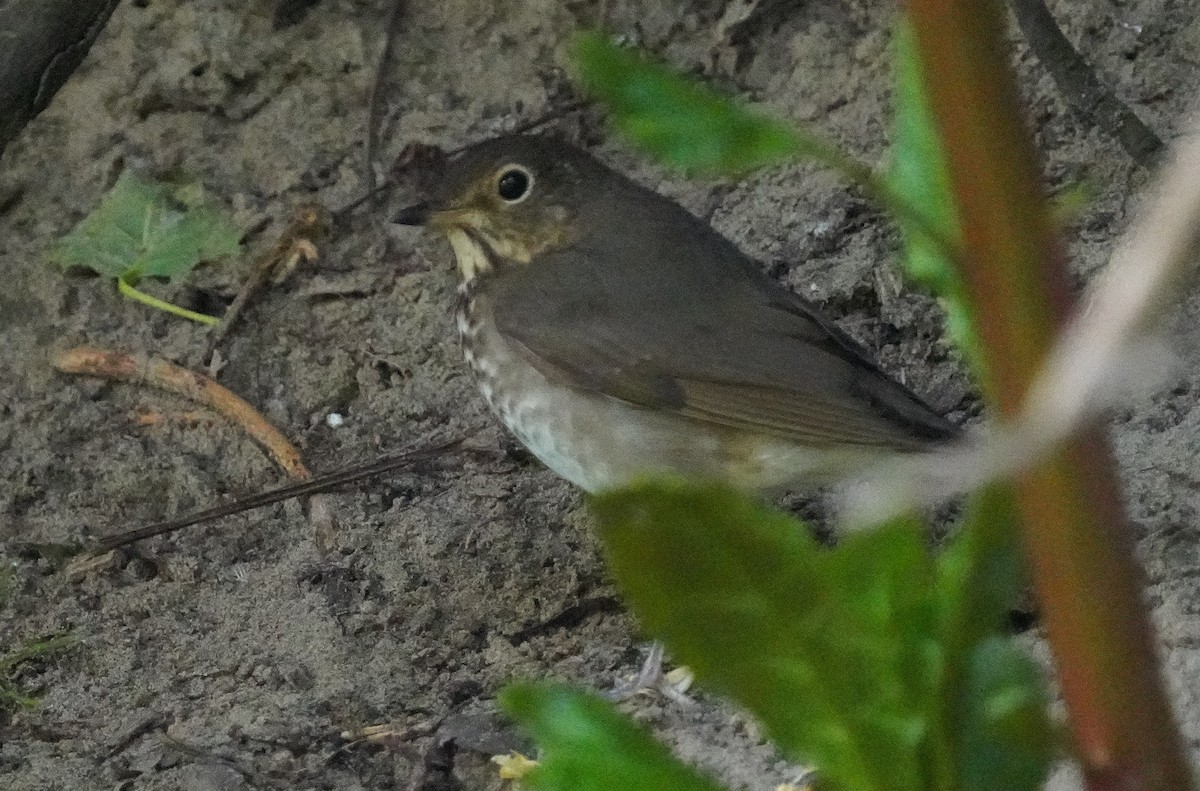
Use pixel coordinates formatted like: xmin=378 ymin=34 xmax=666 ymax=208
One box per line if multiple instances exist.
xmin=1 ymin=1 xmax=1198 ymax=789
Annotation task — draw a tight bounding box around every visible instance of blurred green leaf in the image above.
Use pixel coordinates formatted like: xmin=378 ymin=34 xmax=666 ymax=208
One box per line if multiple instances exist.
xmin=889 ymin=18 xmax=978 ymax=364
xmin=890 ymin=20 xmax=959 ymax=288
xmin=574 ymin=32 xmax=803 ymax=174
xmin=592 ymin=481 xmax=943 ymax=791
xmin=501 ymin=682 xmax=730 ymax=791
xmin=590 ymin=480 xmax=1050 ymax=791
xmin=936 ymin=485 xmax=1049 ymax=791
xmin=937 ymin=484 xmax=1026 ymax=666
xmin=50 ymin=170 xmax=239 ymax=283
xmin=958 ymin=638 xmax=1053 ymax=791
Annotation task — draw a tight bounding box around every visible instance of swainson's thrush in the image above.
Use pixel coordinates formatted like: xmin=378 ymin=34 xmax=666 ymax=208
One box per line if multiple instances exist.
xmin=395 ymin=135 xmax=958 ymax=493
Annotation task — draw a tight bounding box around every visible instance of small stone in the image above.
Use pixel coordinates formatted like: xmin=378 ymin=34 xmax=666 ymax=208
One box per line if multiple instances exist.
xmin=180 ymin=763 xmax=248 ymax=791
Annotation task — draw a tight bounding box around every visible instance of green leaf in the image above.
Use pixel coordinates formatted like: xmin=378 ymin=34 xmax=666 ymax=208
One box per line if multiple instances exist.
xmin=574 ymin=33 xmax=803 ymax=174
xmin=890 ymin=18 xmax=959 ymax=291
xmin=936 ymin=484 xmax=1026 ymax=666
xmin=889 ymin=18 xmax=978 ymax=364
xmin=958 ymin=638 xmax=1053 ymax=791
xmin=50 ymin=170 xmax=240 ymax=283
xmin=501 ymin=682 xmax=730 ymax=791
xmin=591 ymin=480 xmax=1051 ymax=791
xmin=572 ymin=31 xmax=973 ymax=336
xmin=591 ymin=481 xmax=944 ymax=791
xmin=935 ymin=485 xmax=1049 ymax=791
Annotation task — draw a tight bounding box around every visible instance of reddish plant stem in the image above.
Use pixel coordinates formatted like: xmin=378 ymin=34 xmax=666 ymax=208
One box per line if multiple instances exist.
xmin=905 ymin=3 xmax=1194 ymax=791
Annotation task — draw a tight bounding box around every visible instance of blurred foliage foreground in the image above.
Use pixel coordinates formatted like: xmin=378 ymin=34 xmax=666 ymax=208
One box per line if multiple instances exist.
xmin=498 ymin=9 xmax=1195 ymax=791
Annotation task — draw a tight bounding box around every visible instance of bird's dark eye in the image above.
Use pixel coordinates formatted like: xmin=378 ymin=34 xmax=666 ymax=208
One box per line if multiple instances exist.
xmin=496 ymin=166 xmax=532 ymax=203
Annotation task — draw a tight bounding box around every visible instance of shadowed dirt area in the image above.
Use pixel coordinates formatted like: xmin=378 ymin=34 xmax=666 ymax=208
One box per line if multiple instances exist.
xmin=1 ymin=1 xmax=1198 ymax=788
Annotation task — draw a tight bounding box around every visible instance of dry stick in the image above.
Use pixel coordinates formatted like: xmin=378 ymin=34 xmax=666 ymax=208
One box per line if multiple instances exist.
xmin=203 ymin=202 xmax=331 ymax=365
xmin=56 ymin=347 xmax=310 ymax=476
xmin=1009 ymin=0 xmax=1164 ymax=167
xmin=86 ymin=436 xmax=470 ymax=554
xmin=53 ymin=346 xmax=338 ymax=551
xmin=364 ymin=0 xmax=407 ymax=206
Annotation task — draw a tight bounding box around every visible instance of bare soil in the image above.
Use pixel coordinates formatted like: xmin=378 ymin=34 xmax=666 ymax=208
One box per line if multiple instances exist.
xmin=1 ymin=1 xmax=1198 ymax=789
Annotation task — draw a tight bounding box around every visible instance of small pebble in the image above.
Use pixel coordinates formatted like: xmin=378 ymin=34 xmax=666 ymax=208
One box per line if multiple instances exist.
xmin=325 ymin=412 xmax=345 ymax=428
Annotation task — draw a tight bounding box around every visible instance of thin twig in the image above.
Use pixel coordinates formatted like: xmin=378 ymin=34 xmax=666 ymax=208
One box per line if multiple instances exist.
xmin=85 ymin=435 xmax=472 ymax=554
xmin=1009 ymin=0 xmax=1164 ymax=167
xmin=507 ymin=97 xmax=592 ymax=136
xmin=364 ymin=0 xmax=407 ymax=206
xmin=331 ymin=182 xmax=393 ymax=223
xmin=101 ymin=711 xmax=172 ymax=761
xmin=56 ymin=347 xmax=309 ymax=477
xmin=203 ymin=202 xmax=331 ymax=365
xmin=330 ymin=715 xmax=446 ymax=763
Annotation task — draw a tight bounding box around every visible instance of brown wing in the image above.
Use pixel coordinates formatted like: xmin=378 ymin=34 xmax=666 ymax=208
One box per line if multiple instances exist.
xmin=487 ymin=217 xmax=959 ymax=451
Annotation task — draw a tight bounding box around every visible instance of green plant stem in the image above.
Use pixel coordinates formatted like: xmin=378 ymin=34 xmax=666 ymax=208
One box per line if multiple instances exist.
xmin=1 ymin=632 xmax=76 ymax=712
xmin=117 ymin=275 xmax=219 ymax=326
xmin=0 ymin=634 xmax=76 ymax=672
xmin=905 ymin=3 xmax=1194 ymax=791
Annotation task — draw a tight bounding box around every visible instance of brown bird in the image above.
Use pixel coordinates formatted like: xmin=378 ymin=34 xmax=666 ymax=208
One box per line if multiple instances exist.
xmin=394 ymin=134 xmax=957 ymax=494
xmin=85 ymin=135 xmax=958 ymax=568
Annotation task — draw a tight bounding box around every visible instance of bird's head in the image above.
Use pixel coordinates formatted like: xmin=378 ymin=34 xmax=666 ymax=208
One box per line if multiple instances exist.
xmin=394 ymin=135 xmax=608 ymax=281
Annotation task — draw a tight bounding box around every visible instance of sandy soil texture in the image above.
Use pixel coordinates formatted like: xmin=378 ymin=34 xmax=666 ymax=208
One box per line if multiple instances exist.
xmin=1 ymin=1 xmax=1198 ymax=789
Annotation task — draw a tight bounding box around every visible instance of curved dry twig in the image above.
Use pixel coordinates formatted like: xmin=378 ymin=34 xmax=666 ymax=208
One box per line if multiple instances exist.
xmin=53 ymin=346 xmax=340 ymax=551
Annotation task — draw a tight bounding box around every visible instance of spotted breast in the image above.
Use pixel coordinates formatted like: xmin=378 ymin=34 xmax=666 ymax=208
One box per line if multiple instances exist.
xmin=453 ymin=278 xmax=843 ymax=494
xmin=454 ymin=278 xmax=609 ymax=487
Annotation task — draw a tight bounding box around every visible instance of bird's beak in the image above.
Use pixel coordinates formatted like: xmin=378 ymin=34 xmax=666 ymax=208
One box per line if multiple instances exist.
xmin=393 ymin=202 xmax=432 ymax=226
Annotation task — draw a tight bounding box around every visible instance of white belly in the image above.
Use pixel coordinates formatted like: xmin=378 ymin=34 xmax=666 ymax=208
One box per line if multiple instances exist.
xmin=456 ymin=287 xmax=838 ymax=493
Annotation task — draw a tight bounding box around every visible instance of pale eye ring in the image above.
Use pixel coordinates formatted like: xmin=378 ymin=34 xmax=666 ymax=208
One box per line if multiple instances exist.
xmin=496 ymin=165 xmax=533 ymax=203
